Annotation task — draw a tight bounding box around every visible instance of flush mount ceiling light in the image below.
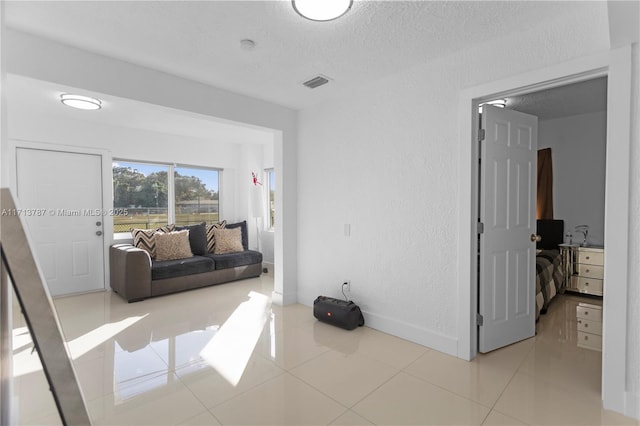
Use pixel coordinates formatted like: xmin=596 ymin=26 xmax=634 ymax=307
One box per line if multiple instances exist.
xmin=292 ymin=0 xmax=353 ymax=22
xmin=60 ymin=93 xmax=102 ymax=110
xmin=478 ymin=99 xmax=507 ymax=113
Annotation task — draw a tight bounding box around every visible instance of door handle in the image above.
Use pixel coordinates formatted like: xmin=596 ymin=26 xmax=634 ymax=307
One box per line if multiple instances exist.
xmin=96 ymin=231 xmax=103 ymax=236
xmin=530 ymin=234 xmax=541 ymax=242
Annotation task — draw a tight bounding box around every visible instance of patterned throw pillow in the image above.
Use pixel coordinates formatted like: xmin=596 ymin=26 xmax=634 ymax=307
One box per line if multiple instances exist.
xmin=212 ymin=227 xmax=244 ymax=254
xmin=154 ymin=230 xmax=193 ymax=261
xmin=205 ymin=220 xmax=227 ymax=253
xmin=131 ymin=224 xmax=175 ymax=259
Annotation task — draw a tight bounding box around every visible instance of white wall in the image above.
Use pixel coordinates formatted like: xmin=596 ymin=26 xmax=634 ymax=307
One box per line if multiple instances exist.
xmin=538 ymin=111 xmax=607 ymax=246
xmin=297 ymin=3 xmax=609 ymax=353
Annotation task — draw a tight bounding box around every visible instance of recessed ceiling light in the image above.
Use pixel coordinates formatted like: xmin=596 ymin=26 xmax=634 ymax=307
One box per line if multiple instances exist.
xmin=292 ymin=0 xmax=353 ymax=22
xmin=60 ymin=94 xmax=102 ymax=110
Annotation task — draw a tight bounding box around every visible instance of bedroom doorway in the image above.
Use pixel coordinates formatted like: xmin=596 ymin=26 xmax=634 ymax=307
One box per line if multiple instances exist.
xmin=458 ymin=49 xmax=632 ymax=414
xmin=476 ymin=76 xmax=608 ymax=355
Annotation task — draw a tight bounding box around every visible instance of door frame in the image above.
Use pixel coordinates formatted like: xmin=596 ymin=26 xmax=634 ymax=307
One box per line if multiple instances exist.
xmin=8 ymin=139 xmax=113 ymax=294
xmin=456 ymin=47 xmax=632 ymax=414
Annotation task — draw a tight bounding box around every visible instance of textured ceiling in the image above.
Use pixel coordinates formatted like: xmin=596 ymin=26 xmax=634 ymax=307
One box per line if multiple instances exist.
xmin=4 ymin=0 xmax=607 ymax=110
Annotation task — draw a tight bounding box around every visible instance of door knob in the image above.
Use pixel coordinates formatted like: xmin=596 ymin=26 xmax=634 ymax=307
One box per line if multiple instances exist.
xmin=96 ymin=231 xmax=103 ymax=236
xmin=530 ymin=234 xmax=541 ymax=242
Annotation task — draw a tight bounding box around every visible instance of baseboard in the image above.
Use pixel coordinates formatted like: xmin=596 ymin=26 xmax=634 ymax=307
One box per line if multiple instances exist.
xmin=297 ymin=289 xmax=458 ymax=357
xmin=363 ymin=310 xmax=458 ymax=356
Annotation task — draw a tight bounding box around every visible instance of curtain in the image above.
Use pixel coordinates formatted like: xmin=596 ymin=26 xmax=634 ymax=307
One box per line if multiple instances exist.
xmin=537 ymin=148 xmax=553 ymax=219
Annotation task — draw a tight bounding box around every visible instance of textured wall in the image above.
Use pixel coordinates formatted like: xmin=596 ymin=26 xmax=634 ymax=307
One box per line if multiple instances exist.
xmin=296 ymin=5 xmax=609 ymax=351
xmin=538 ymin=112 xmax=607 ymax=246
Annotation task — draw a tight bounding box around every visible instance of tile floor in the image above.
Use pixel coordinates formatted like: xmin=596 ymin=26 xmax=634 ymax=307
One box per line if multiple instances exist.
xmin=11 ymin=276 xmax=640 ymax=425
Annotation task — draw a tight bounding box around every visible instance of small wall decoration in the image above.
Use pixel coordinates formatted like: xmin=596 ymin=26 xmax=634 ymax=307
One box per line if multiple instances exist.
xmin=252 ymin=171 xmax=263 ymax=186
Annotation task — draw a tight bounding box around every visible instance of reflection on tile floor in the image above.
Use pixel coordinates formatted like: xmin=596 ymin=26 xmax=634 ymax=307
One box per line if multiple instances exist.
xmin=12 ymin=279 xmax=640 ymax=425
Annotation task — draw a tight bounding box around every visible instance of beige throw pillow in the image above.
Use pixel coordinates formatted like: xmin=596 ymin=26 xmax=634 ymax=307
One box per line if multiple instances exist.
xmin=155 ymin=230 xmax=193 ymax=261
xmin=212 ymin=227 xmax=244 ymax=254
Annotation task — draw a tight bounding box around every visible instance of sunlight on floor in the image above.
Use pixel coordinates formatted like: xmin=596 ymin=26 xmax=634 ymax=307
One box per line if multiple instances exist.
xmin=199 ymin=291 xmax=271 ymax=386
xmin=67 ymin=314 xmax=148 ymax=360
xmin=12 ymin=315 xmax=148 ymax=377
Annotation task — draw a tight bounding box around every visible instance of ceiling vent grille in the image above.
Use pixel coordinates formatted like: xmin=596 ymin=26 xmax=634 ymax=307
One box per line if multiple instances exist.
xmin=303 ymin=75 xmax=330 ymax=89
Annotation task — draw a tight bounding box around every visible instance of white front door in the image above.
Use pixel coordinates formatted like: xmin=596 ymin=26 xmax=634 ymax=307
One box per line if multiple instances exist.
xmin=16 ymin=148 xmax=105 ymax=296
xmin=478 ymin=105 xmax=538 ymax=353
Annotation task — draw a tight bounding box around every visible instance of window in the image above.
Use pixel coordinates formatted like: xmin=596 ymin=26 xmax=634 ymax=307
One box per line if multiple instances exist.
xmin=266 ymin=169 xmax=275 ymax=229
xmin=174 ymin=166 xmax=219 ymax=226
xmin=113 ymin=161 xmax=220 ymax=233
xmin=113 ymin=162 xmax=169 ymax=232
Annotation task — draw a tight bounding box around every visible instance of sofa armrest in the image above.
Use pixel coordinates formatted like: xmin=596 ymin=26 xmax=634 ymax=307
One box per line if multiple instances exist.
xmin=109 ymin=244 xmax=152 ymax=302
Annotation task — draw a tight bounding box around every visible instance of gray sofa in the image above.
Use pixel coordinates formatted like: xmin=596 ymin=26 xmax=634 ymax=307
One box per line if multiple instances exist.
xmin=109 ymin=221 xmax=262 ymax=302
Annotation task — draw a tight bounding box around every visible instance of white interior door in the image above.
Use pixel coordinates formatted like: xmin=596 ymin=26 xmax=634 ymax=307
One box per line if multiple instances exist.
xmin=16 ymin=148 xmax=105 ymax=296
xmin=478 ymin=105 xmax=538 ymax=353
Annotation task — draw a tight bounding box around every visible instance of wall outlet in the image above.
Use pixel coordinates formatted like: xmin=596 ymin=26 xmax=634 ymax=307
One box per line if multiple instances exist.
xmin=343 ymin=280 xmax=350 ymax=292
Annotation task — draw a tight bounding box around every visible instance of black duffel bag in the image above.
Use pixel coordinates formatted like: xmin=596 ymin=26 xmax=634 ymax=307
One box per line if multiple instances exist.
xmin=313 ymin=296 xmax=365 ymax=330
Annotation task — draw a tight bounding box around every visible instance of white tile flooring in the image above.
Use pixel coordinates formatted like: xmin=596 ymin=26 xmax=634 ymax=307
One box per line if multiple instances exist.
xmin=12 ymin=276 xmax=640 ymax=425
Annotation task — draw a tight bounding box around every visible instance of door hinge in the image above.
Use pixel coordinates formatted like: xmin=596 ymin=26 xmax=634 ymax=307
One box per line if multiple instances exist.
xmin=477 ymin=222 xmax=484 ymax=234
xmin=478 ymin=129 xmax=485 ymax=142
xmin=476 ymin=313 xmax=484 ymax=326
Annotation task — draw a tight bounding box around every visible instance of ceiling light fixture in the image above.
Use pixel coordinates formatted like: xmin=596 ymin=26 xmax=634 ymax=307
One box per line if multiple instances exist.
xmin=478 ymin=99 xmax=507 ymax=113
xmin=60 ymin=94 xmax=102 ymax=110
xmin=292 ymin=0 xmax=353 ymax=22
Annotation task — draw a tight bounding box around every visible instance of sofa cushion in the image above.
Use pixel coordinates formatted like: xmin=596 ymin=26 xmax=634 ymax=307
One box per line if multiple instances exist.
xmin=226 ymin=221 xmax=249 ymax=250
xmin=151 ymin=256 xmax=215 ymax=281
xmin=212 ymin=227 xmax=244 ymax=254
xmin=155 ymin=230 xmax=193 ymax=261
xmin=131 ymin=224 xmax=175 ymax=259
xmin=176 ymin=222 xmax=208 ymax=255
xmin=206 ymin=250 xmax=262 ymax=270
xmin=206 ymin=220 xmax=227 ymax=253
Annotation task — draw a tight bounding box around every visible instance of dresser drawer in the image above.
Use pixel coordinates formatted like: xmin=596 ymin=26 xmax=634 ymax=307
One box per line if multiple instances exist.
xmin=576 ymin=304 xmax=602 ymax=322
xmin=577 ymin=318 xmax=602 ymax=335
xmin=577 ymin=264 xmax=604 ymax=279
xmin=577 ymin=250 xmax=604 ymax=266
xmin=574 ymin=276 xmax=603 ymax=295
xmin=577 ymin=331 xmax=602 ymax=351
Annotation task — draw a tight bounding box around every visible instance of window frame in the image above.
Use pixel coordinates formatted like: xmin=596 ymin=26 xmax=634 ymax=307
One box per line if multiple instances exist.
xmin=265 ymin=168 xmax=275 ymax=231
xmin=112 ymin=159 xmax=222 ymax=237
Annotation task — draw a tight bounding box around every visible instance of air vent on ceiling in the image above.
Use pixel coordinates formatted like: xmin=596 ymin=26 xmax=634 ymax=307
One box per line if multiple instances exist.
xmin=303 ymin=75 xmax=331 ymax=89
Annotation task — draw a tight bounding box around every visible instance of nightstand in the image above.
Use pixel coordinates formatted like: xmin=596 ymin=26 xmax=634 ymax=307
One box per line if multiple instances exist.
xmin=576 ymin=302 xmax=602 ymax=351
xmin=560 ymin=245 xmax=604 ymax=297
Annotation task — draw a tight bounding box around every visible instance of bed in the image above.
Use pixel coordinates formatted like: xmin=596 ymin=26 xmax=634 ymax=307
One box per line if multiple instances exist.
xmin=535 ymin=219 xmax=566 ymax=319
